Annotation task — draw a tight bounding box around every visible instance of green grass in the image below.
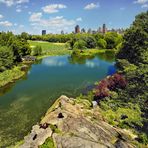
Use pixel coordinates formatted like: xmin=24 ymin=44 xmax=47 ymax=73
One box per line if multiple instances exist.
xmin=28 ymin=40 xmax=72 ymax=58
xmin=39 ymin=137 xmax=55 ymax=148
xmin=73 ymin=49 xmax=115 ymax=57
xmin=0 ymin=66 xmax=25 ymax=87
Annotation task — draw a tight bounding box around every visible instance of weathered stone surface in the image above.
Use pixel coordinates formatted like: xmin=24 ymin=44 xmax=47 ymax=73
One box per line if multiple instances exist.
xmin=21 ymin=125 xmax=52 ymax=148
xmin=21 ymin=95 xmax=137 ymax=148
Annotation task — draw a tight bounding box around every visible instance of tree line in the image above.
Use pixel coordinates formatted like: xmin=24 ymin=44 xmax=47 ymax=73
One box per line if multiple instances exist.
xmin=23 ymin=32 xmax=123 ymax=50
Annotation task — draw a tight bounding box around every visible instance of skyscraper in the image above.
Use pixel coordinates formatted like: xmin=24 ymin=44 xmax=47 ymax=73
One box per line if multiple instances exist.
xmin=61 ymin=30 xmax=64 ymax=34
xmin=81 ymin=28 xmax=86 ymax=33
xmin=75 ymin=25 xmax=80 ymax=34
xmin=102 ymin=24 xmax=107 ymax=34
xmin=42 ymin=30 xmax=46 ymax=35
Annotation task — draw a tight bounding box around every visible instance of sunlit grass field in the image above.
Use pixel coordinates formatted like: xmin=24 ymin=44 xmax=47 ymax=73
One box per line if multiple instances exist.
xmin=28 ymin=40 xmax=72 ymax=58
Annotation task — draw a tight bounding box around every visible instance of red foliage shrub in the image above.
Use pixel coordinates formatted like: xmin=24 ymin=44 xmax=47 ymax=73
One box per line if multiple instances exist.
xmin=94 ymin=73 xmax=127 ymax=102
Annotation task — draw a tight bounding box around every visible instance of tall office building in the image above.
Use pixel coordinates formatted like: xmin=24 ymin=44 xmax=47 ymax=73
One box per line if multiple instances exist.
xmin=102 ymin=24 xmax=107 ymax=34
xmin=75 ymin=25 xmax=80 ymax=34
xmin=42 ymin=30 xmax=46 ymax=35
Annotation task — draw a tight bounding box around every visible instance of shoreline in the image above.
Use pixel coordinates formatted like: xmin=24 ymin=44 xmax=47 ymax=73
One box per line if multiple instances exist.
xmin=0 ymin=63 xmax=31 ymax=89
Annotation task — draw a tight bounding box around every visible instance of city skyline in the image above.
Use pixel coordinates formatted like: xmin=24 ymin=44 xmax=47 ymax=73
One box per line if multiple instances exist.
xmin=0 ymin=0 xmax=147 ymax=34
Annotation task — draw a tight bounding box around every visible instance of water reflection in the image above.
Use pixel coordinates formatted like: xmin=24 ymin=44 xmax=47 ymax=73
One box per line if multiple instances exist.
xmin=42 ymin=56 xmax=66 ymax=67
xmin=68 ymin=50 xmax=115 ymax=64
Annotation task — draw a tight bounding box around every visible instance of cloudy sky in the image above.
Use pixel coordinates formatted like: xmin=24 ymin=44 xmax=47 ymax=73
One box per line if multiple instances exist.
xmin=0 ymin=0 xmax=147 ymax=34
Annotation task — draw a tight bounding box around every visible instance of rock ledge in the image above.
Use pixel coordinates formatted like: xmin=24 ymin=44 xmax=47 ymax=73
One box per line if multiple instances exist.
xmin=21 ymin=95 xmax=137 ymax=148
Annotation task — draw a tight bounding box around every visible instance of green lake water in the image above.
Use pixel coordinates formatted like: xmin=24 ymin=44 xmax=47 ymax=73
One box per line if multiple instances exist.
xmin=0 ymin=53 xmax=116 ymax=147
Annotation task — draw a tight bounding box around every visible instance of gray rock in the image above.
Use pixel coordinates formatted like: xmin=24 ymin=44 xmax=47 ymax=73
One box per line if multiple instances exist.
xmin=21 ymin=95 xmax=137 ymax=148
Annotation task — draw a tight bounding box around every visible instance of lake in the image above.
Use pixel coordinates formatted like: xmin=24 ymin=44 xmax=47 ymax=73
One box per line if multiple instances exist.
xmin=0 ymin=53 xmax=116 ymax=147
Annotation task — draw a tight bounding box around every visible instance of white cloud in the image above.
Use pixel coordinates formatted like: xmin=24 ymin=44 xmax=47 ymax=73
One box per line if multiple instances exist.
xmin=76 ymin=17 xmax=82 ymax=22
xmin=16 ymin=8 xmax=22 ymax=12
xmin=30 ymin=14 xmax=76 ymax=33
xmin=134 ymin=0 xmax=148 ymax=8
xmin=42 ymin=4 xmax=67 ymax=14
xmin=16 ymin=0 xmax=29 ymax=4
xmin=31 ymin=16 xmax=75 ymax=28
xmin=141 ymin=3 xmax=148 ymax=7
xmin=0 ymin=21 xmax=13 ymax=27
xmin=0 ymin=14 xmax=3 ymax=19
xmin=14 ymin=23 xmax=18 ymax=26
xmin=134 ymin=0 xmax=148 ymax=4
xmin=0 ymin=0 xmax=29 ymax=7
xmin=86 ymin=61 xmax=100 ymax=68
xmin=29 ymin=12 xmax=42 ymax=22
xmin=84 ymin=3 xmax=99 ymax=10
xmin=43 ymin=57 xmax=66 ymax=67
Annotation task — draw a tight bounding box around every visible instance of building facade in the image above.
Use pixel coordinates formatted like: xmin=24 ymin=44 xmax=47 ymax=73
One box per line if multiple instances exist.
xmin=75 ymin=25 xmax=80 ymax=34
xmin=42 ymin=30 xmax=46 ymax=35
xmin=102 ymin=24 xmax=107 ymax=34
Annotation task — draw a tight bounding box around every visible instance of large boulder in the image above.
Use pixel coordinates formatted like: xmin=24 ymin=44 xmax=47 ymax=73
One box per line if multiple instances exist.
xmin=21 ymin=95 xmax=137 ymax=148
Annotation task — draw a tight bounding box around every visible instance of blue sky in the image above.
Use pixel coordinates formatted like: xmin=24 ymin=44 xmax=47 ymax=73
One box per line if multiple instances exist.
xmin=0 ymin=0 xmax=147 ymax=34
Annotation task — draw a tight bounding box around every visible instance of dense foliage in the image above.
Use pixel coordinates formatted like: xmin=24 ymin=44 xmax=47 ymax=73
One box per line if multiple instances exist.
xmin=0 ymin=32 xmax=31 ymax=72
xmin=116 ymin=11 xmax=148 ymax=110
xmin=0 ymin=46 xmax=14 ymax=72
xmin=117 ymin=12 xmax=148 ymax=65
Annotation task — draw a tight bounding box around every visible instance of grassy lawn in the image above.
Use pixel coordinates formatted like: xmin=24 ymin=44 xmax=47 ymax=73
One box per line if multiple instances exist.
xmin=28 ymin=40 xmax=72 ymax=58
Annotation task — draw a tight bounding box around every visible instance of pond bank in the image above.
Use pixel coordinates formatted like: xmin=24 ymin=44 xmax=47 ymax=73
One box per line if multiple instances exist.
xmin=0 ymin=65 xmax=27 ymax=88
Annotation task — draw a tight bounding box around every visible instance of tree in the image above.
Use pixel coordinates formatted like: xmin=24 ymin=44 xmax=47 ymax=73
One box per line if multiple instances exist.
xmin=0 ymin=46 xmax=14 ymax=72
xmin=20 ymin=32 xmax=29 ymax=40
xmin=117 ymin=11 xmax=148 ymax=65
xmin=116 ymin=11 xmax=148 ymax=124
xmin=0 ymin=32 xmax=31 ymax=62
xmin=85 ymin=36 xmax=96 ymax=48
xmin=97 ymin=39 xmax=107 ymax=49
xmin=73 ymin=40 xmax=87 ymax=50
xmin=104 ymin=32 xmax=121 ymax=49
xmin=32 ymin=45 xmax=42 ymax=56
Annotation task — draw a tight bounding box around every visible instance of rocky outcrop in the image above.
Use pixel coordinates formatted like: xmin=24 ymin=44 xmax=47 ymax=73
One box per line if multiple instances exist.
xmin=21 ymin=95 xmax=138 ymax=148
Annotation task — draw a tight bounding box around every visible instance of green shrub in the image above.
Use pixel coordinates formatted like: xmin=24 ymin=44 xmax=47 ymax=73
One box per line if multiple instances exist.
xmin=138 ymin=133 xmax=148 ymax=144
xmin=39 ymin=137 xmax=55 ymax=148
xmin=73 ymin=40 xmax=87 ymax=50
xmin=32 ymin=45 xmax=42 ymax=56
xmin=101 ymin=103 xmax=143 ymax=128
xmin=85 ymin=36 xmax=97 ymax=48
xmin=97 ymin=39 xmax=107 ymax=49
xmin=104 ymin=32 xmax=122 ymax=49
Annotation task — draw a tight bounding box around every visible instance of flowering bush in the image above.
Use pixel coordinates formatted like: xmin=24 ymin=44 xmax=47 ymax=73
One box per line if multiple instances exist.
xmin=94 ymin=73 xmax=127 ymax=102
